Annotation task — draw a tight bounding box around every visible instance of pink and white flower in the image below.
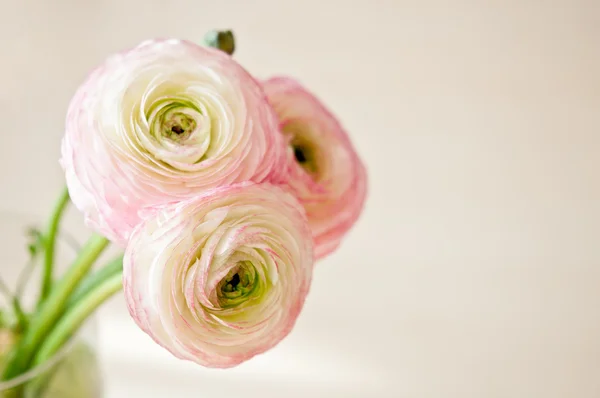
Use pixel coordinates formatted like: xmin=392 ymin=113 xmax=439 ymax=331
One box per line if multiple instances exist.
xmin=123 ymin=183 xmax=313 ymax=368
xmin=263 ymin=77 xmax=367 ymax=259
xmin=61 ymin=39 xmax=285 ymax=246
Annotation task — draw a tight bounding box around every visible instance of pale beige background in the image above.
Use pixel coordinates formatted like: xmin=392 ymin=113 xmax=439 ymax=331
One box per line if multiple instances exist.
xmin=0 ymin=0 xmax=599 ymax=397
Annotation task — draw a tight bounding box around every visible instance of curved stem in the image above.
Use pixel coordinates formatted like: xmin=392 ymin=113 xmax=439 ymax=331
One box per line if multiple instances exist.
xmin=67 ymin=256 xmax=123 ymax=308
xmin=40 ymin=188 xmax=70 ymax=303
xmin=33 ymin=269 xmax=123 ymax=365
xmin=1 ymin=234 xmax=109 ymax=380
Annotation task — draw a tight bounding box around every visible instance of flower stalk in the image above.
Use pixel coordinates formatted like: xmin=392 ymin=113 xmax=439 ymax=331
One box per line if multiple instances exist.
xmin=33 ymin=260 xmax=123 ymax=366
xmin=39 ymin=188 xmax=70 ymax=304
xmin=2 ymin=234 xmax=109 ymax=380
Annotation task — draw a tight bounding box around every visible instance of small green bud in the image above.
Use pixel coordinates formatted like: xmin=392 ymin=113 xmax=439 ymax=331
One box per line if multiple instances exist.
xmin=204 ymin=30 xmax=235 ymax=55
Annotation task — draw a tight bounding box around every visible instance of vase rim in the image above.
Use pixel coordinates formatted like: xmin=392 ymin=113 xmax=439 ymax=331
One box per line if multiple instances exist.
xmin=0 ymin=209 xmax=90 ymax=390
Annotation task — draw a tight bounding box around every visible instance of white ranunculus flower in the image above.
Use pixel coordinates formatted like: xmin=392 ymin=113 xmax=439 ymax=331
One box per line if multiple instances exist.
xmin=61 ymin=39 xmax=286 ymax=246
xmin=123 ymin=183 xmax=314 ymax=368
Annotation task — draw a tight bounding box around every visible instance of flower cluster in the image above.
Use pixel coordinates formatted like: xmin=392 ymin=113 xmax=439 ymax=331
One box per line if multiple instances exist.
xmin=61 ymin=38 xmax=367 ymax=367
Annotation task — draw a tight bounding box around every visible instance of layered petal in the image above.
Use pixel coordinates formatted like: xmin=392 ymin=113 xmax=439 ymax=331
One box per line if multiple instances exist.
xmin=61 ymin=39 xmax=285 ymax=245
xmin=263 ymin=77 xmax=367 ymax=258
xmin=123 ymin=183 xmax=313 ymax=368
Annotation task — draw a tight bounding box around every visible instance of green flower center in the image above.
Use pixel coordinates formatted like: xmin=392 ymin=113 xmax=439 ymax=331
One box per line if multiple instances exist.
xmin=284 ymin=122 xmax=319 ymax=175
xmin=217 ymin=263 xmax=259 ymax=308
xmin=290 ymin=139 xmax=318 ymax=174
xmin=147 ymin=98 xmax=202 ymax=143
xmin=140 ymin=95 xmax=213 ymax=165
xmin=163 ymin=112 xmax=197 ymax=139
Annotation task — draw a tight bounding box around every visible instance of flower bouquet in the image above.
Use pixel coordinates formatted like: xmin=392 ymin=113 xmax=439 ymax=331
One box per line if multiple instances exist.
xmin=0 ymin=30 xmax=367 ymax=396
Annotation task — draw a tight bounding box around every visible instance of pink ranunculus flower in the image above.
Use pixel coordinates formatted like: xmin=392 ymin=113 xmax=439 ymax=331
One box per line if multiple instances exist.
xmin=123 ymin=183 xmax=313 ymax=368
xmin=263 ymin=77 xmax=367 ymax=259
xmin=61 ymin=39 xmax=285 ymax=246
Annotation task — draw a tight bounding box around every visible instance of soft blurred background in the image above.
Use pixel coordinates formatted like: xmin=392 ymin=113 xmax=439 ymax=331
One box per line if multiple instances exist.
xmin=1 ymin=0 xmax=599 ymax=396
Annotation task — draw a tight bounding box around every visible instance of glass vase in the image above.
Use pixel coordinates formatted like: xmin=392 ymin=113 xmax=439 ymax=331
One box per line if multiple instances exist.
xmin=0 ymin=212 xmax=103 ymax=397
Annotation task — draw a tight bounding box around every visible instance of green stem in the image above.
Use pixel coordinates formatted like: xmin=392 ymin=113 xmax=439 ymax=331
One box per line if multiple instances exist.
xmin=12 ymin=297 xmax=27 ymax=333
xmin=33 ymin=269 xmax=122 ymax=365
xmin=67 ymin=256 xmax=123 ymax=308
xmin=40 ymin=188 xmax=70 ymax=303
xmin=1 ymin=234 xmax=109 ymax=380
